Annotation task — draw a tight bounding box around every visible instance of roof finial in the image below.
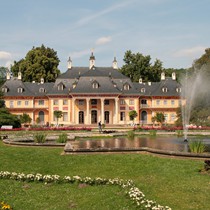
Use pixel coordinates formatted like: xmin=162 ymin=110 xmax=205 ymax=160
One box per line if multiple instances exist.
xmin=89 ymin=48 xmax=95 ymax=69
xmin=67 ymin=56 xmax=72 ymax=69
xmin=112 ymin=54 xmax=118 ymax=69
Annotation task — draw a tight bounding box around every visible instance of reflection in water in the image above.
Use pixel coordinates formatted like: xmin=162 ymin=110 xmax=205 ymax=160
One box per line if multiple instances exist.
xmin=76 ymin=136 xmax=210 ymax=153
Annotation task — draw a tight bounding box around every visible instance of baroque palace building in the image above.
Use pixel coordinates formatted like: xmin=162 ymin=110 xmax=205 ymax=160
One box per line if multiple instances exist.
xmin=2 ymin=52 xmax=181 ymax=126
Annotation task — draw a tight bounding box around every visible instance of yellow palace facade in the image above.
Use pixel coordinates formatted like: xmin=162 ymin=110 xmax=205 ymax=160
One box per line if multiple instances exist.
xmin=2 ymin=53 xmax=181 ymax=126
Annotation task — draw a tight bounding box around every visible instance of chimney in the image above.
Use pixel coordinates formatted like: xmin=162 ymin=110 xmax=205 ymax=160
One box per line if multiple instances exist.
xmin=139 ymin=78 xmax=143 ymax=84
xmin=148 ymin=81 xmax=151 ymax=86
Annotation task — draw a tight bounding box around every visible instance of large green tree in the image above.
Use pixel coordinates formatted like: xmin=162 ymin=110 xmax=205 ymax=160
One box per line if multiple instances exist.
xmin=0 ymin=66 xmax=7 ymax=86
xmin=11 ymin=45 xmax=60 ymax=82
xmin=0 ymin=90 xmax=21 ymax=128
xmin=193 ymin=48 xmax=210 ymax=68
xmin=120 ymin=50 xmax=163 ymax=82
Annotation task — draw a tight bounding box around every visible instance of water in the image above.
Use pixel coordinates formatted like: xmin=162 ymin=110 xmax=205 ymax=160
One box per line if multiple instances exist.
xmin=74 ymin=136 xmax=210 ymax=153
xmin=180 ymin=67 xmax=209 ymax=141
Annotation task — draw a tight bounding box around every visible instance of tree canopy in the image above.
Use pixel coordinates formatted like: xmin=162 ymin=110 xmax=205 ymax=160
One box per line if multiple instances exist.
xmin=0 ymin=66 xmax=7 ymax=86
xmin=193 ymin=48 xmax=210 ymax=68
xmin=120 ymin=50 xmax=163 ymax=82
xmin=11 ymin=45 xmax=61 ymax=82
xmin=20 ymin=113 xmax=32 ymax=126
xmin=0 ymin=91 xmax=21 ymax=128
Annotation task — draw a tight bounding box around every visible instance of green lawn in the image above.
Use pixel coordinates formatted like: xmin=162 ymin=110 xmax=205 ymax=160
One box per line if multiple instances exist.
xmin=0 ymin=140 xmax=209 ymax=210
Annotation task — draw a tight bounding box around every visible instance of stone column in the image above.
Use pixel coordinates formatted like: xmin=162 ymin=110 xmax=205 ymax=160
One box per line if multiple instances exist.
xmin=115 ymin=98 xmax=119 ymax=124
xmin=101 ymin=98 xmax=104 ymax=124
xmin=86 ymin=98 xmax=90 ymax=124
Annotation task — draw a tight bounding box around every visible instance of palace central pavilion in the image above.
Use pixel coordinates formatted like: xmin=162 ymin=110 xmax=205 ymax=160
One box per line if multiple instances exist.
xmin=2 ymin=53 xmax=181 ymax=126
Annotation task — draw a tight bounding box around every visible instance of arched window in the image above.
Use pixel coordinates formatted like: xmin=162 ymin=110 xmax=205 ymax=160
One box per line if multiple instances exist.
xmin=91 ymin=110 xmax=97 ymax=124
xmin=79 ymin=111 xmax=84 ymax=124
xmin=141 ymin=111 xmax=147 ymax=124
xmin=39 ymin=111 xmax=45 ymax=123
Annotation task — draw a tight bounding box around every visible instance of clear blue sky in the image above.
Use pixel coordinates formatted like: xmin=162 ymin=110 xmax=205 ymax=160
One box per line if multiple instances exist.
xmin=0 ymin=0 xmax=209 ymax=72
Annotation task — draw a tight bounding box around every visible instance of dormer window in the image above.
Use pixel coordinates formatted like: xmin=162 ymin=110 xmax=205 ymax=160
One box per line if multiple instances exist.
xmin=176 ymin=88 xmax=182 ymax=93
xmin=39 ymin=88 xmax=45 ymax=93
xmin=1 ymin=87 xmax=8 ymax=93
xmin=141 ymin=88 xmax=145 ymax=93
xmin=123 ymin=83 xmax=130 ymax=90
xmin=92 ymin=82 xmax=99 ymax=89
xmin=58 ymin=83 xmax=65 ymax=90
xmin=17 ymin=87 xmax=23 ymax=93
xmin=162 ymin=87 xmax=168 ymax=92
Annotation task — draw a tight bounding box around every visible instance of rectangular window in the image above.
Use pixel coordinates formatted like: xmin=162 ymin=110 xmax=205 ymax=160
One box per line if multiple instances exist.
xmin=10 ymin=101 xmax=14 ymax=108
xmin=63 ymin=112 xmax=68 ymax=121
xmin=164 ymin=114 xmax=168 ymax=122
xmin=120 ymin=99 xmax=125 ymax=105
xmin=17 ymin=101 xmax=21 ymax=106
xmin=171 ymin=100 xmax=175 ymax=106
xmin=156 ymin=100 xmax=160 ymax=105
xmin=25 ymin=101 xmax=29 ymax=106
xmin=104 ymin=100 xmax=109 ymax=105
xmin=38 ymin=100 xmax=44 ymax=105
xmin=78 ymin=100 xmax=84 ymax=105
xmin=129 ymin=99 xmax=134 ymax=105
xmin=120 ymin=112 xmax=125 ymax=121
xmin=141 ymin=99 xmax=147 ymax=104
xmin=63 ymin=99 xmax=68 ymax=105
xmin=164 ymin=100 xmax=167 ymax=105
xmin=53 ymin=100 xmax=58 ymax=105
xmin=91 ymin=99 xmax=97 ymax=105
xmin=171 ymin=113 xmax=176 ymax=121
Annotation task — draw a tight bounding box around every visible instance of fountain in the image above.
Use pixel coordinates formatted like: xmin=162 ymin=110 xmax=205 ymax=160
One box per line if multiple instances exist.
xmin=180 ymin=66 xmax=209 ymax=141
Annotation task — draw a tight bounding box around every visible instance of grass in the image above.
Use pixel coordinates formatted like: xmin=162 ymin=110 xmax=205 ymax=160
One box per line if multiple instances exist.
xmin=0 ymin=138 xmax=210 ymax=209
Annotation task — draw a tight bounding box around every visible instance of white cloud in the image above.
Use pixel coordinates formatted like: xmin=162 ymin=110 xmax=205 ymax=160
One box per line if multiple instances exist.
xmin=173 ymin=46 xmax=206 ymax=58
xmin=95 ymin=36 xmax=112 ymax=45
xmin=0 ymin=51 xmax=11 ymax=60
xmin=76 ymin=0 xmax=136 ymax=26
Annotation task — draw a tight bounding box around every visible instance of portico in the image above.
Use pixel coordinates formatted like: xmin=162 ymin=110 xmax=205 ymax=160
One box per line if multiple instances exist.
xmin=71 ymin=95 xmax=119 ymax=125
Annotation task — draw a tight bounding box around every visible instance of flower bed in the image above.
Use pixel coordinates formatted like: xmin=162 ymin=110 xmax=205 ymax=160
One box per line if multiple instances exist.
xmin=0 ymin=171 xmax=171 ymax=210
xmin=0 ymin=127 xmax=92 ymax=132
